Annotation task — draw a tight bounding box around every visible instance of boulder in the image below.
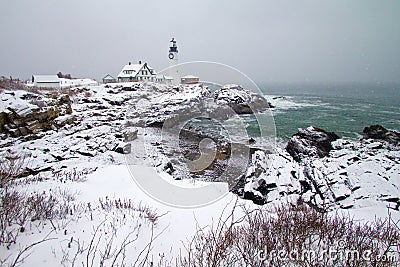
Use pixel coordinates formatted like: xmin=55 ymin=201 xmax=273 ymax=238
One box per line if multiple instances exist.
xmin=123 ymin=127 xmax=138 ymax=142
xmin=163 ymin=161 xmax=175 ymax=175
xmin=54 ymin=115 xmax=76 ymax=128
xmin=286 ymin=126 xmax=339 ymax=162
xmin=363 ymin=125 xmax=399 ymax=144
xmin=243 ymin=191 xmax=265 ymax=205
xmin=115 ymin=142 xmax=131 ymax=154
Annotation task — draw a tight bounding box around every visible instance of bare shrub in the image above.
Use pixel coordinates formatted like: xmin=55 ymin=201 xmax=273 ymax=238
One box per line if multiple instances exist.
xmin=180 ymin=202 xmax=400 ymax=267
xmin=0 ymin=188 xmax=75 ymax=249
xmin=0 ymin=152 xmax=28 ymax=188
xmin=28 ymin=192 xmax=59 ymax=221
xmin=0 ymin=152 xmax=31 ymax=247
xmin=0 ymin=190 xmax=24 ymax=248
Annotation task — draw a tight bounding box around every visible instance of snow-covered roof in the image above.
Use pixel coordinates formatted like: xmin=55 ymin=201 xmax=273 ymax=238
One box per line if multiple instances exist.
xmin=155 ymin=74 xmax=173 ymax=79
xmin=33 ymin=75 xmax=60 ymax=83
xmin=221 ymin=84 xmax=240 ymax=89
xmin=117 ymin=63 xmax=144 ymax=78
xmin=181 ymin=75 xmax=199 ymax=79
xmin=103 ymin=74 xmax=116 ymax=80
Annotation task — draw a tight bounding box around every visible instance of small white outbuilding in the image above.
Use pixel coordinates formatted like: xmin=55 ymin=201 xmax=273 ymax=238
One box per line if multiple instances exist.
xmin=181 ymin=75 xmax=199 ymax=84
xmin=32 ymin=75 xmax=60 ymax=89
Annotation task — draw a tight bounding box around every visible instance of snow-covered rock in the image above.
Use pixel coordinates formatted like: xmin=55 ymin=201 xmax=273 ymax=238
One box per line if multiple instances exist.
xmin=242 ymin=126 xmax=400 ymax=211
xmin=0 ymin=90 xmax=73 ymax=137
xmin=286 ymin=126 xmax=339 ymax=162
xmin=363 ymin=124 xmax=400 ymax=144
xmin=214 ymin=84 xmax=271 ymax=114
xmin=115 ymin=142 xmax=131 ymax=154
xmin=123 ymin=127 xmax=138 ymax=142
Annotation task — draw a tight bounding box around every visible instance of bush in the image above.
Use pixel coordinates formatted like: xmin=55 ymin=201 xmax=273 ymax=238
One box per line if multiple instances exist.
xmin=180 ymin=202 xmax=400 ymax=266
xmin=0 ymin=189 xmax=74 ymax=248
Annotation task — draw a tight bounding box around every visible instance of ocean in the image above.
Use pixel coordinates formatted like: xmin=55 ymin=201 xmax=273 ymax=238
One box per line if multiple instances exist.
xmin=259 ymin=82 xmax=400 ymax=141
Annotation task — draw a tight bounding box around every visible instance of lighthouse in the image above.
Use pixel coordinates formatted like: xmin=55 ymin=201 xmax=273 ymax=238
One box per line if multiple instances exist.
xmin=168 ymin=38 xmax=178 ymax=62
xmin=168 ymin=38 xmax=179 ymax=84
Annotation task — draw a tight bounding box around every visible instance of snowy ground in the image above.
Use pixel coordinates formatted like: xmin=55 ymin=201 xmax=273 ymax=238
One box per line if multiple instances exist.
xmin=1 ymin=164 xmax=251 ymax=266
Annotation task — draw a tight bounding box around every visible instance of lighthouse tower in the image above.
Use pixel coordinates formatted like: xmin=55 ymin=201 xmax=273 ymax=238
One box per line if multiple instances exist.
xmin=168 ymin=38 xmax=179 ymax=84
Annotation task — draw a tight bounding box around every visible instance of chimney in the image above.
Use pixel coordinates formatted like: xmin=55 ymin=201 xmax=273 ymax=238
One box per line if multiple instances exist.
xmin=128 ymin=61 xmax=131 ymax=65
xmin=139 ymin=60 xmax=142 ymax=64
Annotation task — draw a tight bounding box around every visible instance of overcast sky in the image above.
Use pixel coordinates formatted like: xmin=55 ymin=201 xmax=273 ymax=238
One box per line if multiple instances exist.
xmin=1 ymin=0 xmax=399 ymax=83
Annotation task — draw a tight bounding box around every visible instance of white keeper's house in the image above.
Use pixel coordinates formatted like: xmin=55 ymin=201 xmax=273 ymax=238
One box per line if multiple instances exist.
xmin=117 ymin=61 xmax=156 ymax=82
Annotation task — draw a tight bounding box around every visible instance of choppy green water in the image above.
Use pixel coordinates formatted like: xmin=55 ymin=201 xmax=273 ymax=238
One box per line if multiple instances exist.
xmin=260 ymin=83 xmax=400 ymax=140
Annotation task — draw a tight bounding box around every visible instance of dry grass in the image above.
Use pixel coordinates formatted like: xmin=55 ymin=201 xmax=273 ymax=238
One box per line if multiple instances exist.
xmin=0 ymin=77 xmax=25 ymax=91
xmin=98 ymin=197 xmax=162 ymax=224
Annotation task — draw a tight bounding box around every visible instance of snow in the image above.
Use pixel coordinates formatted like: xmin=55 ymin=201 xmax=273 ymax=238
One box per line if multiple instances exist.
xmin=0 ymin=164 xmax=248 ymax=266
xmin=0 ymin=90 xmax=40 ymax=114
xmin=181 ymin=75 xmax=199 ymax=79
xmin=33 ymin=75 xmax=59 ymax=83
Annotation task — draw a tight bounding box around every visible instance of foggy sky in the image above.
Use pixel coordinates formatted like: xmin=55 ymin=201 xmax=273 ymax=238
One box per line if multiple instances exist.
xmin=1 ymin=0 xmax=399 ymax=83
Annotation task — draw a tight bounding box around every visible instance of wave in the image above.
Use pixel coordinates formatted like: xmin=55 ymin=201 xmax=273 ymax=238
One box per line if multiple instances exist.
xmin=264 ymin=95 xmax=328 ymax=111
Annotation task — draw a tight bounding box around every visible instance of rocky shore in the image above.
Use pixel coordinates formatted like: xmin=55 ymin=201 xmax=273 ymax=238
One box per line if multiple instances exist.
xmin=242 ymin=125 xmax=399 ymax=211
xmin=0 ymin=83 xmax=399 ymax=213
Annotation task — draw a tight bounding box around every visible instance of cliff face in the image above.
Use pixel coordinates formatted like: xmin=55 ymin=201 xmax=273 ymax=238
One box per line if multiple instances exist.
xmin=0 ymin=91 xmax=73 ymax=137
